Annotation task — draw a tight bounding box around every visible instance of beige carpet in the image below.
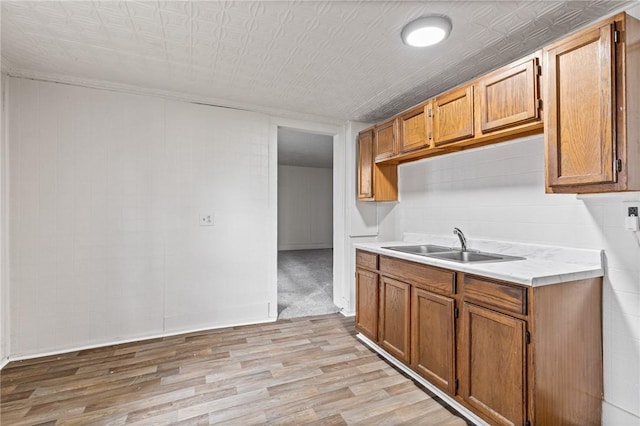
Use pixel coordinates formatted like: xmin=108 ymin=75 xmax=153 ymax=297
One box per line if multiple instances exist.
xmin=277 ymin=248 xmax=340 ymax=319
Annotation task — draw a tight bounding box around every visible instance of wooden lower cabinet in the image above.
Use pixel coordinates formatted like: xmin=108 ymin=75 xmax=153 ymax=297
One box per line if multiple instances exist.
xmin=355 ymin=268 xmax=379 ymax=342
xmin=411 ymin=288 xmax=456 ymax=394
xmin=354 ymin=250 xmax=603 ymax=425
xmin=460 ymin=302 xmax=527 ymax=426
xmin=379 ymin=276 xmax=411 ymax=364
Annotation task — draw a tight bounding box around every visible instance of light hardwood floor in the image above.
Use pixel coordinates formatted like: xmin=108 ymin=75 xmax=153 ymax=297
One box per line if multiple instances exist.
xmin=1 ymin=314 xmax=470 ymax=425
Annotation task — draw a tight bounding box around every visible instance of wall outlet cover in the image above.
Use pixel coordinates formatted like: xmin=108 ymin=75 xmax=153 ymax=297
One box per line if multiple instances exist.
xmin=199 ymin=213 xmax=214 ymax=226
xmin=623 ymin=201 xmax=640 ymax=217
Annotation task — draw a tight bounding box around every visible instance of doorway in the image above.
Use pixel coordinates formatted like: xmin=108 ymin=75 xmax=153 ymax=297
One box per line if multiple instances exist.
xmin=277 ymin=127 xmax=339 ymax=319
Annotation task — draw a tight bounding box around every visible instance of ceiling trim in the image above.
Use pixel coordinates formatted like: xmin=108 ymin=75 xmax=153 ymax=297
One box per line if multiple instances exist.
xmin=2 ymin=66 xmax=347 ymax=127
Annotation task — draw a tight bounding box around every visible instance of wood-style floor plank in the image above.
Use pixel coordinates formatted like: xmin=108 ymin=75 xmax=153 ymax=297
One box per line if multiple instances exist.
xmin=1 ymin=314 xmax=470 ymax=425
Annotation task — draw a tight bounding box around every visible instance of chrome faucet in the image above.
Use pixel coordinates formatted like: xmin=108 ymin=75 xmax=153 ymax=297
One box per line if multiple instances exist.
xmin=453 ymin=227 xmax=467 ymax=252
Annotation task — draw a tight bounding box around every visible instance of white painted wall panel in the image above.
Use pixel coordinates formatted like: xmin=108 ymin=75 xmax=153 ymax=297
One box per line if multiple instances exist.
xmin=377 ymin=135 xmax=640 ymax=422
xmin=8 ymin=77 xmax=274 ymax=356
xmin=163 ymin=101 xmax=271 ymax=331
xmin=0 ymin=70 xmax=7 ymax=366
xmin=278 ymin=165 xmax=332 ymax=251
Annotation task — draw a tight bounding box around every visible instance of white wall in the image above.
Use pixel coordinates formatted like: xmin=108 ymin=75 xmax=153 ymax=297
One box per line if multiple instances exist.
xmin=341 ymin=121 xmax=380 ymax=315
xmin=8 ymin=77 xmax=277 ymax=357
xmin=277 ymin=165 xmax=332 ymax=250
xmin=0 ymin=71 xmax=8 ymax=367
xmin=375 ymin=134 xmax=640 ymax=423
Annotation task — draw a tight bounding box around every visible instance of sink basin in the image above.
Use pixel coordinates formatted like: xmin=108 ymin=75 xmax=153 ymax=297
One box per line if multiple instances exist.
xmin=381 ymin=245 xmax=525 ymax=263
xmin=382 ymin=244 xmax=453 ymax=255
xmin=426 ymin=250 xmax=525 ymax=263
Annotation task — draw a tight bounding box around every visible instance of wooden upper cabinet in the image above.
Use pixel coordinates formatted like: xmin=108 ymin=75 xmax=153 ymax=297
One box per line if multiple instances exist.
xmin=544 ymin=21 xmax=617 ymax=189
xmin=375 ymin=118 xmax=398 ymax=161
xmin=357 ymin=129 xmax=374 ymax=199
xmin=399 ymin=102 xmax=431 ymax=153
xmin=479 ymin=56 xmax=540 ymax=133
xmin=433 ymin=84 xmax=474 ymax=146
xmin=357 ymin=129 xmax=399 ymax=202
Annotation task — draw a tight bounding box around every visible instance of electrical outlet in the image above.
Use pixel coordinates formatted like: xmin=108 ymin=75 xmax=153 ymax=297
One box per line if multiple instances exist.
xmin=199 ymin=213 xmax=214 ymax=226
xmin=623 ymin=202 xmax=640 ymax=231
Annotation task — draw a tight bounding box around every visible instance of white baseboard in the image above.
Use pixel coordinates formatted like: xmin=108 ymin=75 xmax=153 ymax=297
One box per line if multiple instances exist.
xmin=603 ymin=401 xmax=640 ymax=425
xmin=357 ymin=334 xmax=488 ymax=426
xmin=0 ymin=357 xmax=9 ymax=370
xmin=9 ymin=317 xmax=277 ymax=363
xmin=340 ymin=310 xmax=355 ymax=317
xmin=278 ymin=244 xmax=333 ymax=251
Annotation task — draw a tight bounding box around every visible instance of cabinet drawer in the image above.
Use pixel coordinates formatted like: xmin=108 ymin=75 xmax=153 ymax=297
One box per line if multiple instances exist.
xmin=356 ymin=250 xmax=378 ymax=270
xmin=380 ymin=256 xmax=455 ymax=295
xmin=463 ymin=275 xmax=527 ymax=315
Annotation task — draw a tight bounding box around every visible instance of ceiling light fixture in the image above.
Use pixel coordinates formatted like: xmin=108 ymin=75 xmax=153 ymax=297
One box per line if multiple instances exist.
xmin=401 ymin=15 xmax=452 ymax=47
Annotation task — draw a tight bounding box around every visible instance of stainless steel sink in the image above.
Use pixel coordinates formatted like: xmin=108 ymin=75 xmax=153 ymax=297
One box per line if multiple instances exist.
xmin=382 ymin=244 xmax=453 ymax=255
xmin=426 ymin=250 xmax=525 ymax=263
xmin=382 ymin=244 xmax=524 ymax=263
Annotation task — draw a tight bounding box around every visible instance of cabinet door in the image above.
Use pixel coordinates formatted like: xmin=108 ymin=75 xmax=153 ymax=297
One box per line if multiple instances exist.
xmin=544 ymin=22 xmax=616 ymax=188
xmin=399 ymin=103 xmax=431 ymax=153
xmin=380 ymin=276 xmax=411 ymax=364
xmin=355 ymin=268 xmax=379 ymax=341
xmin=412 ymin=288 xmax=456 ymax=395
xmin=479 ymin=57 xmax=540 ymax=133
xmin=357 ymin=129 xmax=374 ymax=199
xmin=460 ymin=302 xmax=527 ymax=426
xmin=433 ymin=85 xmax=474 ymax=146
xmin=375 ymin=119 xmax=398 ymax=161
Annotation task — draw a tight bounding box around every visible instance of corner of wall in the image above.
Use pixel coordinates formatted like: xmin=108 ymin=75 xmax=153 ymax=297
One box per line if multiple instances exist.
xmin=0 ymin=70 xmax=9 ymax=365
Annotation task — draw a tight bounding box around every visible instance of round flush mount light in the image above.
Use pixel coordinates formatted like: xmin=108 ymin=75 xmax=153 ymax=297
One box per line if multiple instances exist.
xmin=401 ymin=15 xmax=452 ymax=47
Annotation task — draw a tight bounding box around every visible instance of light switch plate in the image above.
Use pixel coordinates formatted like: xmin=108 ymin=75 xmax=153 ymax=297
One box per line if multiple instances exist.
xmin=199 ymin=213 xmax=214 ymax=226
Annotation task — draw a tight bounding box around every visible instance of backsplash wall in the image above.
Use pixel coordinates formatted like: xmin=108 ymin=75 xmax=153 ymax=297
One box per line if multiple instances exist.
xmin=378 ymin=134 xmax=640 ymax=422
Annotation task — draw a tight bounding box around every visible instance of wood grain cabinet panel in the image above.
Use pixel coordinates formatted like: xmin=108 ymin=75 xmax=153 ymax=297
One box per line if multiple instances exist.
xmin=544 ymin=22 xmax=616 ymax=188
xmin=399 ymin=102 xmax=431 ymax=153
xmin=380 ymin=256 xmax=455 ymax=296
xmin=355 ymin=268 xmax=379 ymax=342
xmin=375 ymin=118 xmax=398 ymax=161
xmin=357 ymin=129 xmax=398 ymax=201
xmin=411 ymin=288 xmax=456 ymax=395
xmin=543 ymin=12 xmax=640 ymax=193
xmin=433 ymin=85 xmax=474 ymax=146
xmin=356 ymin=249 xmax=378 ymax=271
xmin=463 ymin=275 xmax=527 ymax=316
xmin=380 ymin=276 xmax=411 ymax=364
xmin=460 ymin=302 xmax=526 ymax=426
xmin=479 ymin=57 xmax=540 ymax=133
xmin=357 ymin=129 xmax=374 ymax=199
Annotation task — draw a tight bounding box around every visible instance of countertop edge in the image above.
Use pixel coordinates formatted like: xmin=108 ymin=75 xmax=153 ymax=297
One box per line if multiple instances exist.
xmin=354 ymin=241 xmax=604 ymax=287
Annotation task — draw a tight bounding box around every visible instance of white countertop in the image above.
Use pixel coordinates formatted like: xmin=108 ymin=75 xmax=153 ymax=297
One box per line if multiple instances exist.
xmin=354 ymin=233 xmax=604 ymax=287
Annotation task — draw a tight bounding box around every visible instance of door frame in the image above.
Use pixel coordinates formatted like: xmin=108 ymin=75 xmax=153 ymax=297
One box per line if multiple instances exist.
xmin=268 ymin=118 xmax=346 ymax=318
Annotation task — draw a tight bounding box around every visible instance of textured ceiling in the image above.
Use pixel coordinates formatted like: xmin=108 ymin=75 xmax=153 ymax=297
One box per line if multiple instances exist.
xmin=278 ymin=128 xmax=333 ymax=169
xmin=1 ymin=1 xmax=634 ymax=123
